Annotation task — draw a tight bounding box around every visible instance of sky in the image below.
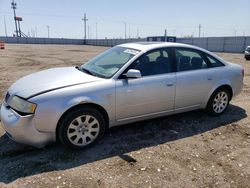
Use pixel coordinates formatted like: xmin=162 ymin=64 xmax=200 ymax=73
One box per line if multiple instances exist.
xmin=0 ymin=0 xmax=249 ymax=39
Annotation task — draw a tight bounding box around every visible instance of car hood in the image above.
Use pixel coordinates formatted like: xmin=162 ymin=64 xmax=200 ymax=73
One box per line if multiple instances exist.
xmin=8 ymin=67 xmax=103 ymax=99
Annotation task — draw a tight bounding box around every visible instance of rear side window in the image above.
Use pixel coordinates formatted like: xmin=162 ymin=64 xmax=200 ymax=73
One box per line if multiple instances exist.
xmin=147 ymin=50 xmax=169 ymax=62
xmin=175 ymin=49 xmax=208 ymax=72
xmin=206 ymin=55 xmax=225 ymax=67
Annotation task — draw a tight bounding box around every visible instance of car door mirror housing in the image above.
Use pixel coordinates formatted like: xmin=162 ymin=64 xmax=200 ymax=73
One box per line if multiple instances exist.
xmin=124 ymin=69 xmax=142 ymax=79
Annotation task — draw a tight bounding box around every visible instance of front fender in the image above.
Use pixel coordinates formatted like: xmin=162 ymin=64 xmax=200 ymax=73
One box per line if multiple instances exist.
xmin=32 ymin=96 xmax=96 ymax=133
xmin=30 ymin=83 xmax=115 ymax=133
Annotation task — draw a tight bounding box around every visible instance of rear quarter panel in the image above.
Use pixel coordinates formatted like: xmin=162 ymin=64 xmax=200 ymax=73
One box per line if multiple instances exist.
xmin=202 ymin=63 xmax=243 ymax=108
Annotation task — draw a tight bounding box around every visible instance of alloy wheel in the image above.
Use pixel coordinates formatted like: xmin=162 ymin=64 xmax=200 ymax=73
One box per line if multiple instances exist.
xmin=212 ymin=91 xmax=229 ymax=114
xmin=67 ymin=115 xmax=100 ymax=146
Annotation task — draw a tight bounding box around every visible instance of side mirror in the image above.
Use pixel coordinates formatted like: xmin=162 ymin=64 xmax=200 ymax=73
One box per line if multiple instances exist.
xmin=124 ymin=69 xmax=142 ymax=79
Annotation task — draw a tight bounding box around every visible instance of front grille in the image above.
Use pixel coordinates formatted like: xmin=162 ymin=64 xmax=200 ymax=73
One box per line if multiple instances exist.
xmin=5 ymin=92 xmax=10 ymax=103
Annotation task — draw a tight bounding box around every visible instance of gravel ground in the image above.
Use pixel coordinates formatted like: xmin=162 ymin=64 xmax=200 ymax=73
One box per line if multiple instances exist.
xmin=0 ymin=44 xmax=249 ymax=188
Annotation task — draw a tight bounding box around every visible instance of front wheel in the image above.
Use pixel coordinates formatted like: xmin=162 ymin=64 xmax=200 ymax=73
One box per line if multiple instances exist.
xmin=58 ymin=107 xmax=106 ymax=150
xmin=206 ymin=88 xmax=230 ymax=116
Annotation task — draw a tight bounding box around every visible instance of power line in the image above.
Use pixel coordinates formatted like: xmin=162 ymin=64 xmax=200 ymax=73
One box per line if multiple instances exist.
xmin=1 ymin=9 xmax=248 ymax=32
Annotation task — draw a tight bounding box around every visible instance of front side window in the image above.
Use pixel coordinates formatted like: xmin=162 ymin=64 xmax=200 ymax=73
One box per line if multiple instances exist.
xmin=81 ymin=47 xmax=140 ymax=78
xmin=128 ymin=48 xmax=172 ymax=76
xmin=175 ymin=48 xmax=208 ymax=72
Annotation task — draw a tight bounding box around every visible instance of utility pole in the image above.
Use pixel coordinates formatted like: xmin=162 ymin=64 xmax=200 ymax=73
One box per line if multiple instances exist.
xmin=46 ymin=25 xmax=50 ymax=38
xmin=11 ymin=0 xmax=18 ymax=37
xmin=17 ymin=19 xmax=21 ymax=37
xmin=233 ymin=29 xmax=237 ymax=37
xmin=124 ymin=22 xmax=127 ymax=40
xmin=95 ymin=22 xmax=98 ymax=39
xmin=173 ymin=29 xmax=177 ymax=36
xmin=128 ymin=24 xmax=130 ymax=39
xmin=35 ymin=26 xmax=38 ymax=37
xmin=4 ymin=15 xmax=8 ymax=37
xmin=82 ymin=13 xmax=88 ymax=41
xmin=87 ymin=25 xmax=90 ymax=39
xmin=164 ymin=29 xmax=167 ymax=41
xmin=198 ymin=24 xmax=202 ymax=38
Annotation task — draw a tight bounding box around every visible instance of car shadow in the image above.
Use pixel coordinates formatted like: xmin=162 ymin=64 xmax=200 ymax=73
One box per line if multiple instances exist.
xmin=0 ymin=104 xmax=247 ymax=183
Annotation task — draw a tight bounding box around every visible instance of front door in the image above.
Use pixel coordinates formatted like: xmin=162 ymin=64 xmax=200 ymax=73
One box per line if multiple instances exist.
xmin=115 ymin=48 xmax=176 ymax=121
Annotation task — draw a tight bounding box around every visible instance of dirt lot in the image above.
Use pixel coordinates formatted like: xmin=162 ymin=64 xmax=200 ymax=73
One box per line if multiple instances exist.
xmin=0 ymin=44 xmax=249 ymax=188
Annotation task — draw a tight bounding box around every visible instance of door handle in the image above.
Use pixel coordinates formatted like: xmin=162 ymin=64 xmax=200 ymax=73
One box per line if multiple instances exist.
xmin=207 ymin=77 xmax=213 ymax=81
xmin=166 ymin=83 xmax=174 ymax=87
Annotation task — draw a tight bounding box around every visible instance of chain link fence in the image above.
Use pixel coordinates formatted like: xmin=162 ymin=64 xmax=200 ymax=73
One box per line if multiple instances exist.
xmin=0 ymin=36 xmax=249 ymax=53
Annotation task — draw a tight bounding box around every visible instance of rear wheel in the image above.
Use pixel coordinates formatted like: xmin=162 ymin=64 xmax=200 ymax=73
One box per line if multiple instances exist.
xmin=58 ymin=107 xmax=106 ymax=150
xmin=206 ymin=88 xmax=230 ymax=116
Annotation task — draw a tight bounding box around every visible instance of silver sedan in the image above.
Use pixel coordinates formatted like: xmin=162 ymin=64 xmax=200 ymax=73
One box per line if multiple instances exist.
xmin=0 ymin=42 xmax=244 ymax=149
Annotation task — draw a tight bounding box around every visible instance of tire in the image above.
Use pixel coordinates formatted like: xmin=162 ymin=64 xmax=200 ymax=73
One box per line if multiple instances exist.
xmin=206 ymin=88 xmax=230 ymax=116
xmin=58 ymin=107 xmax=106 ymax=150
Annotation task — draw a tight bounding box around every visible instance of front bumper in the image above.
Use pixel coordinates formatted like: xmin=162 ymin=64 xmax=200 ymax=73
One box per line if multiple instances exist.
xmin=0 ymin=103 xmax=55 ymax=148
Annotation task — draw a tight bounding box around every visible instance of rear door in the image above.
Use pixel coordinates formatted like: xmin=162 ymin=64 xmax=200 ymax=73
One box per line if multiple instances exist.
xmin=174 ymin=48 xmax=213 ymax=110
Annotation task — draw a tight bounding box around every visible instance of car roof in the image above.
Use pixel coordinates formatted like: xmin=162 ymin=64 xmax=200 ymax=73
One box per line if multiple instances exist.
xmin=118 ymin=42 xmax=203 ymax=52
xmin=118 ymin=42 xmax=228 ymax=65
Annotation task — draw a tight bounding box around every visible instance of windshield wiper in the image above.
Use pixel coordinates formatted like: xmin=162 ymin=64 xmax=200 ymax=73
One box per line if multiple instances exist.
xmin=75 ymin=66 xmax=108 ymax=79
xmin=76 ymin=66 xmax=94 ymax=76
xmin=82 ymin=68 xmax=95 ymax=76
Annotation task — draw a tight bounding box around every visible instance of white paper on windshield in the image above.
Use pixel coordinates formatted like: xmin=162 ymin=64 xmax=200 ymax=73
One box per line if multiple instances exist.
xmin=124 ymin=49 xmax=139 ymax=55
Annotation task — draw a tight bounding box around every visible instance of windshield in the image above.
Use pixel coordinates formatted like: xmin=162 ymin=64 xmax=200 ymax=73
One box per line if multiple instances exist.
xmin=80 ymin=46 xmax=140 ymax=78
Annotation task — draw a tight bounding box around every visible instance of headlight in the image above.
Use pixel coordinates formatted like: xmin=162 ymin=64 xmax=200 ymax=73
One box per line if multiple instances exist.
xmin=9 ymin=96 xmax=37 ymax=114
